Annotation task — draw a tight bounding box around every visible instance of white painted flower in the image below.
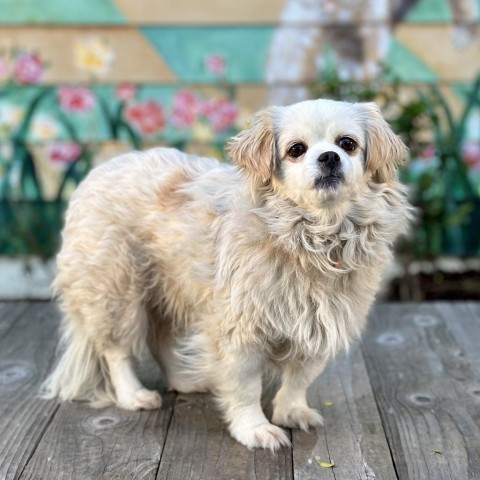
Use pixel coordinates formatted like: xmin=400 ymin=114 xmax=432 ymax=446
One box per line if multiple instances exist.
xmin=0 ymin=102 xmax=25 ymax=137
xmin=30 ymin=113 xmax=61 ymax=141
xmin=75 ymin=35 xmax=116 ymax=77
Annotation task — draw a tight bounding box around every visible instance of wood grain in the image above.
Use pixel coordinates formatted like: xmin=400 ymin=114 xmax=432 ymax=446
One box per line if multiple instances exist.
xmin=293 ymin=345 xmax=398 ymax=480
xmin=2 ymin=301 xmax=480 ymax=479
xmin=20 ymin=396 xmax=175 ymax=480
xmin=0 ymin=302 xmax=30 ymax=341
xmin=20 ymin=339 xmax=174 ymax=480
xmin=156 ymin=392 xmax=293 ymax=480
xmin=362 ymin=303 xmax=480 ymax=480
xmin=0 ymin=302 xmax=60 ymax=480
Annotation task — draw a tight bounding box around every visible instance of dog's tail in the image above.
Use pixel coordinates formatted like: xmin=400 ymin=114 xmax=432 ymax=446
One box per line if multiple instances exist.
xmin=41 ymin=321 xmax=115 ymax=407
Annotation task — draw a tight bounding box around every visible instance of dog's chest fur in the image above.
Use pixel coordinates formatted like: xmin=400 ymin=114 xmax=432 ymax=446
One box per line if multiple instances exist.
xmin=162 ymin=202 xmax=395 ymax=365
xmin=146 ymin=160 xmax=410 ymax=365
xmin=213 ymin=210 xmax=388 ymax=362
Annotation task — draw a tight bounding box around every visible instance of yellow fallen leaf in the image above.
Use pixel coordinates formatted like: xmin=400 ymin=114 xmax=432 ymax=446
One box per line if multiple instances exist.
xmin=317 ymin=460 xmax=335 ymax=468
xmin=434 ymin=449 xmax=442 ymax=455
xmin=324 ymin=401 xmax=333 ymax=407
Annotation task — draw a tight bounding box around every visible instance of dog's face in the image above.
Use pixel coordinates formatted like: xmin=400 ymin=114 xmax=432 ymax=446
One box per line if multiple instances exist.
xmin=227 ymin=99 xmax=407 ymax=209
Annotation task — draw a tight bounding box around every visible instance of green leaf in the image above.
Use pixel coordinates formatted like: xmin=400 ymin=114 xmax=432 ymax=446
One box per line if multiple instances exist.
xmin=14 ymin=87 xmax=52 ymax=141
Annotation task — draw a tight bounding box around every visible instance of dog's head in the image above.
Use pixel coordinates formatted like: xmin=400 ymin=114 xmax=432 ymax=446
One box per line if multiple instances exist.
xmin=226 ymin=99 xmax=407 ymax=207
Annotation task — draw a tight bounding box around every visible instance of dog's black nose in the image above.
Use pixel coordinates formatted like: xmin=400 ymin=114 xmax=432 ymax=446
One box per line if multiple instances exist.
xmin=318 ymin=151 xmax=340 ymax=166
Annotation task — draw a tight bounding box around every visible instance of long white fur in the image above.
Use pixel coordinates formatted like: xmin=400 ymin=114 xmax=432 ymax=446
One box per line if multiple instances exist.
xmin=42 ymin=99 xmax=413 ymax=451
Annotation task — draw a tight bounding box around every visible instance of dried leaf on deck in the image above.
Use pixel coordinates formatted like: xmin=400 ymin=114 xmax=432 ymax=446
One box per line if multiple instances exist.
xmin=317 ymin=460 xmax=335 ymax=468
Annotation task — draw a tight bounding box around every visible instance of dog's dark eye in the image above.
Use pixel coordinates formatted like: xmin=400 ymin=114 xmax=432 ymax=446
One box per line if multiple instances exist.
xmin=338 ymin=137 xmax=357 ymax=152
xmin=287 ymin=143 xmax=307 ymax=158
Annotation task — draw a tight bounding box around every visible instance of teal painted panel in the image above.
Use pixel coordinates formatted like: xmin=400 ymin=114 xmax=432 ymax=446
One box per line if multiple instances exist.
xmin=0 ymin=0 xmax=125 ymax=24
xmin=386 ymin=39 xmax=438 ymax=83
xmin=404 ymin=0 xmax=452 ymax=22
xmin=452 ymin=82 xmax=471 ymax=99
xmin=141 ymin=27 xmax=275 ymax=83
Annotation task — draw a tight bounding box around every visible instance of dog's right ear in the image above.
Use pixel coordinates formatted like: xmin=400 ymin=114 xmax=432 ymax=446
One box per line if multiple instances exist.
xmin=225 ymin=107 xmax=278 ymax=184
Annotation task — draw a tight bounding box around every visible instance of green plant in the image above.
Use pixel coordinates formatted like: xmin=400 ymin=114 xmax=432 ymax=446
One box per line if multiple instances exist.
xmin=410 ymin=78 xmax=480 ymax=257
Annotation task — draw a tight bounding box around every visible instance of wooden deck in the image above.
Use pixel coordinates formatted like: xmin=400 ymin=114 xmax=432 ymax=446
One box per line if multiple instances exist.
xmin=1 ymin=301 xmax=479 ymax=479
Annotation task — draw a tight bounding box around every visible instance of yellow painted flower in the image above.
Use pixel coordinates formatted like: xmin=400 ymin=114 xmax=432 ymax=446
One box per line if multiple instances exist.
xmin=30 ymin=114 xmax=61 ymax=141
xmin=75 ymin=35 xmax=116 ymax=77
xmin=192 ymin=121 xmax=215 ymax=144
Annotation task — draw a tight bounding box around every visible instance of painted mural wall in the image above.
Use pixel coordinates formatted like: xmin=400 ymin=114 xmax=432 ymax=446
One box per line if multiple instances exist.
xmin=0 ymin=0 xmax=479 ymax=256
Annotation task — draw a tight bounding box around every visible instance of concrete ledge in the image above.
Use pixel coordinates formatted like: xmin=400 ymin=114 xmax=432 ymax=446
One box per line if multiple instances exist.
xmin=0 ymin=257 xmax=55 ymax=300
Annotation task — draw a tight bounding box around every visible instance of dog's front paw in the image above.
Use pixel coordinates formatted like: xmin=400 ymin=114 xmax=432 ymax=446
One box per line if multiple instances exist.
xmin=117 ymin=388 xmax=162 ymax=411
xmin=272 ymin=406 xmax=323 ymax=431
xmin=230 ymin=422 xmax=291 ymax=451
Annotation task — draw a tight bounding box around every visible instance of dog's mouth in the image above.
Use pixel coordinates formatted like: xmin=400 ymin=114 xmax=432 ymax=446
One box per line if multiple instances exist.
xmin=314 ymin=173 xmax=344 ymax=190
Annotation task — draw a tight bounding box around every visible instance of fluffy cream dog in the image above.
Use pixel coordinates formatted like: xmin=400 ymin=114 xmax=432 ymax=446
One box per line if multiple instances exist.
xmin=43 ymin=99 xmax=412 ymax=451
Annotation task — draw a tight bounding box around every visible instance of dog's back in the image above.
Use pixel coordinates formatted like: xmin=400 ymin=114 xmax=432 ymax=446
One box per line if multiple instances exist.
xmin=44 ymin=148 xmax=237 ymax=406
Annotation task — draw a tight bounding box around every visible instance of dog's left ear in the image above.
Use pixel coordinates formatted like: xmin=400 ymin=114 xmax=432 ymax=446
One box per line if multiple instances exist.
xmin=360 ymin=103 xmax=408 ymax=183
xmin=225 ymin=107 xmax=278 ymax=183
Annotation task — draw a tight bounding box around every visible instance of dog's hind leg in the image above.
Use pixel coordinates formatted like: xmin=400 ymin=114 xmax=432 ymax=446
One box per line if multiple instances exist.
xmin=102 ymin=346 xmax=162 ymax=410
xmin=44 ymin=289 xmax=162 ymax=410
xmin=99 ymin=302 xmax=162 ymax=411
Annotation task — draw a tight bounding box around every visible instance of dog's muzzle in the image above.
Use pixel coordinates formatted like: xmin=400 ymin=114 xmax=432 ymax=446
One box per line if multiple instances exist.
xmin=314 ymin=151 xmax=344 ymax=190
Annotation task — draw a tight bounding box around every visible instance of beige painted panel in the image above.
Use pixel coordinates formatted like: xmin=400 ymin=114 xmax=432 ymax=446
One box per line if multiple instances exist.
xmin=203 ymin=85 xmax=269 ymax=109
xmin=0 ymin=27 xmax=176 ymax=84
xmin=395 ymin=24 xmax=480 ymax=82
xmin=114 ymin=0 xmax=284 ymax=24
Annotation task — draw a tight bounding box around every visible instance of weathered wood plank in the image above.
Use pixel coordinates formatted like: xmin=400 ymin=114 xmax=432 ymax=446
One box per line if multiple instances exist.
xmin=362 ymin=303 xmax=480 ymax=480
xmin=20 ymin=396 xmax=175 ymax=480
xmin=3 ymin=301 xmax=480 ymax=480
xmin=20 ymin=348 xmax=174 ymax=480
xmin=0 ymin=302 xmax=31 ymax=341
xmin=0 ymin=302 xmax=60 ymax=480
xmin=293 ymin=345 xmax=398 ymax=480
xmin=434 ymin=302 xmax=480 ymax=367
xmin=156 ymin=392 xmax=293 ymax=480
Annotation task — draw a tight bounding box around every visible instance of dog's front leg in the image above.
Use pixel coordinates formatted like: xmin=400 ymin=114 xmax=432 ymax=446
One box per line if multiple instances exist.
xmin=214 ymin=351 xmax=291 ymax=451
xmin=271 ymin=360 xmax=325 ymax=431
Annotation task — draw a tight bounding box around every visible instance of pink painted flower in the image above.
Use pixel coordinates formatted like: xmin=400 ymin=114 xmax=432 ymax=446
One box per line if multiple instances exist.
xmin=125 ymin=100 xmax=165 ymax=135
xmin=116 ymin=83 xmax=137 ymax=102
xmin=205 ymin=54 xmax=226 ymax=76
xmin=13 ymin=52 xmax=45 ymax=85
xmin=205 ymin=98 xmax=238 ymax=132
xmin=463 ymin=141 xmax=480 ymax=170
xmin=47 ymin=142 xmax=82 ymax=165
xmin=58 ymin=87 xmax=96 ymax=113
xmin=171 ymin=90 xmax=200 ymax=129
xmin=198 ymin=99 xmax=215 ymax=118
